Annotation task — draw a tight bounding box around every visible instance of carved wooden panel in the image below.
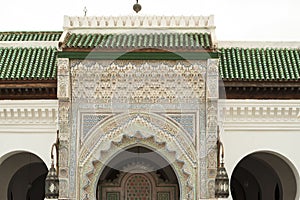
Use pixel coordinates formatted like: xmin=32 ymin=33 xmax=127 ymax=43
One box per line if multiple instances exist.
xmin=157 ymin=192 xmax=170 ymax=200
xmin=107 ymin=192 xmax=120 ymax=200
xmin=125 ymin=174 xmax=151 ymax=200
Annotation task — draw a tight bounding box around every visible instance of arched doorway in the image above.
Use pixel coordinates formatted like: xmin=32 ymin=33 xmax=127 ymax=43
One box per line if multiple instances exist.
xmin=231 ymin=151 xmax=299 ymax=200
xmin=97 ymin=146 xmax=179 ymax=200
xmin=0 ymin=151 xmax=48 ymax=200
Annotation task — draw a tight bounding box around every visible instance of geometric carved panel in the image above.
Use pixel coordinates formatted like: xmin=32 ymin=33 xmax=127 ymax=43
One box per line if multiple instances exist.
xmin=168 ymin=114 xmax=196 ymax=139
xmin=107 ymin=192 xmax=120 ymax=200
xmin=157 ymin=192 xmax=170 ymax=200
xmin=82 ymin=114 xmax=108 ymax=139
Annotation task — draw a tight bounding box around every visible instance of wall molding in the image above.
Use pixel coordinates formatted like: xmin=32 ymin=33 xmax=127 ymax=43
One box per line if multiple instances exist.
xmin=1 ymin=99 xmax=299 ymax=133
xmin=219 ymin=100 xmax=300 ymax=131
xmin=0 ymin=100 xmax=58 ymax=134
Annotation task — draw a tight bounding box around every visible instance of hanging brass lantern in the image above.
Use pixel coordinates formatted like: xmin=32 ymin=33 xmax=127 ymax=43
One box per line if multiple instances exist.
xmin=45 ymin=130 xmax=60 ymax=199
xmin=45 ymin=162 xmax=59 ymax=198
xmin=215 ymin=128 xmax=229 ymax=198
xmin=215 ymin=162 xmax=229 ymax=198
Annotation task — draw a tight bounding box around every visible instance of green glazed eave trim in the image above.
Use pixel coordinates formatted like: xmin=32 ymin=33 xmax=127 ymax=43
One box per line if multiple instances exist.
xmin=57 ymin=51 xmax=219 ymax=60
xmin=64 ymin=32 xmax=213 ymax=49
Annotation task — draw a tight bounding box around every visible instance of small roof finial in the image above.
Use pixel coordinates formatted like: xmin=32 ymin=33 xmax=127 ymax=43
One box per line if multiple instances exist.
xmin=83 ymin=6 xmax=88 ymax=16
xmin=133 ymin=0 xmax=142 ymax=13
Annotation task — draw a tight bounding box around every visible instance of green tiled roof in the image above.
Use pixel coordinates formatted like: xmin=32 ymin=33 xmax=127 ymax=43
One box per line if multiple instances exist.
xmin=63 ymin=33 xmax=213 ymax=50
xmin=0 ymin=32 xmax=62 ymax=41
xmin=219 ymin=48 xmax=300 ymax=81
xmin=0 ymin=47 xmax=57 ymax=80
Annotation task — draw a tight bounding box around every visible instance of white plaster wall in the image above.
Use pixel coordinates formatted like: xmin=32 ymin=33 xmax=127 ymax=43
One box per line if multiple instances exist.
xmin=1 ymin=99 xmax=300 ymax=199
xmin=223 ymin=130 xmax=300 ymax=200
xmin=0 ymin=100 xmax=58 ymax=167
xmin=0 ymin=133 xmax=57 ymax=166
xmin=220 ymin=100 xmax=300 ymax=200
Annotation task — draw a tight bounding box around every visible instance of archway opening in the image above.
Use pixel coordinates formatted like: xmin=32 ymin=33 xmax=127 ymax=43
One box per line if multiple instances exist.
xmin=0 ymin=151 xmax=48 ymax=200
xmin=231 ymin=151 xmax=298 ymax=200
xmin=96 ymin=146 xmax=180 ymax=200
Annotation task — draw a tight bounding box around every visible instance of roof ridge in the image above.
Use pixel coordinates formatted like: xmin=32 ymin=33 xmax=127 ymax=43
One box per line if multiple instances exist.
xmin=0 ymin=41 xmax=59 ymax=48
xmin=0 ymin=46 xmax=57 ymax=49
xmin=0 ymin=31 xmax=62 ymax=33
xmin=218 ymin=41 xmax=300 ymax=50
xmin=220 ymin=47 xmax=300 ymax=50
xmin=0 ymin=32 xmax=62 ymax=42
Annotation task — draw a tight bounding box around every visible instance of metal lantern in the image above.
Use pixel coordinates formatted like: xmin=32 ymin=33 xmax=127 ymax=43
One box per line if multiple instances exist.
xmin=45 ymin=162 xmax=59 ymax=198
xmin=133 ymin=0 xmax=142 ymax=13
xmin=215 ymin=162 xmax=229 ymax=198
xmin=215 ymin=127 xmax=229 ymax=198
xmin=45 ymin=130 xmax=60 ymax=199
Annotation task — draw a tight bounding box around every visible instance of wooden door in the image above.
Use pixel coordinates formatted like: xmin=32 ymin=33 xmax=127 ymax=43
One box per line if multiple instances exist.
xmin=125 ymin=174 xmax=152 ymax=200
xmin=99 ymin=173 xmax=178 ymax=200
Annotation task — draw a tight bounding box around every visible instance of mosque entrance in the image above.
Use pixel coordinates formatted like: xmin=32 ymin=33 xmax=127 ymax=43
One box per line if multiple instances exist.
xmin=96 ymin=146 xmax=179 ymax=200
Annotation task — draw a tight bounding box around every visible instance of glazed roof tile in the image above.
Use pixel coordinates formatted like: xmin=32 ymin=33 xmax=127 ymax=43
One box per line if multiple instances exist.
xmin=0 ymin=47 xmax=57 ymax=80
xmin=0 ymin=30 xmax=299 ymax=83
xmin=219 ymin=47 xmax=300 ymax=81
xmin=0 ymin=32 xmax=62 ymax=41
xmin=63 ymin=33 xmax=213 ymax=50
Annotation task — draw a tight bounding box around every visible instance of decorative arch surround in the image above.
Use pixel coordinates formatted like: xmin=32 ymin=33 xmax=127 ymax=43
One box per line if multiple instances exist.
xmin=78 ymin=112 xmax=198 ymax=200
xmin=80 ymin=112 xmax=197 ymax=164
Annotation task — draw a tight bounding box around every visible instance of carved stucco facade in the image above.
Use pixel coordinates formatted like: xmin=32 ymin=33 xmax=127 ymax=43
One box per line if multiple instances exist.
xmin=0 ymin=15 xmax=299 ymax=200
xmin=57 ymin=57 xmax=219 ymax=200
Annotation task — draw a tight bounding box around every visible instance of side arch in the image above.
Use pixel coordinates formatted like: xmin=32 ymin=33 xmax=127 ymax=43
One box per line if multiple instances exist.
xmin=78 ymin=112 xmax=198 ymax=200
xmin=231 ymin=151 xmax=299 ymax=200
xmin=0 ymin=151 xmax=48 ymax=200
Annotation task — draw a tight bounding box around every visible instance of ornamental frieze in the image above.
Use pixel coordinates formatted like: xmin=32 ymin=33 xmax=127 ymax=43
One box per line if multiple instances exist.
xmin=71 ymin=60 xmax=206 ymax=104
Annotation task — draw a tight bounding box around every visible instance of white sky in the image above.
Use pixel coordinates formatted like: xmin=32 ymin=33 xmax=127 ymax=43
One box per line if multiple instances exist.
xmin=0 ymin=0 xmax=299 ymax=41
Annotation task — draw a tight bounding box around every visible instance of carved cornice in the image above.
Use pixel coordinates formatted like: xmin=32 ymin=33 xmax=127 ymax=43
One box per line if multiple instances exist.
xmin=0 ymin=100 xmax=58 ymax=133
xmin=63 ymin=15 xmax=215 ymax=31
xmin=219 ymin=100 xmax=300 ymax=131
